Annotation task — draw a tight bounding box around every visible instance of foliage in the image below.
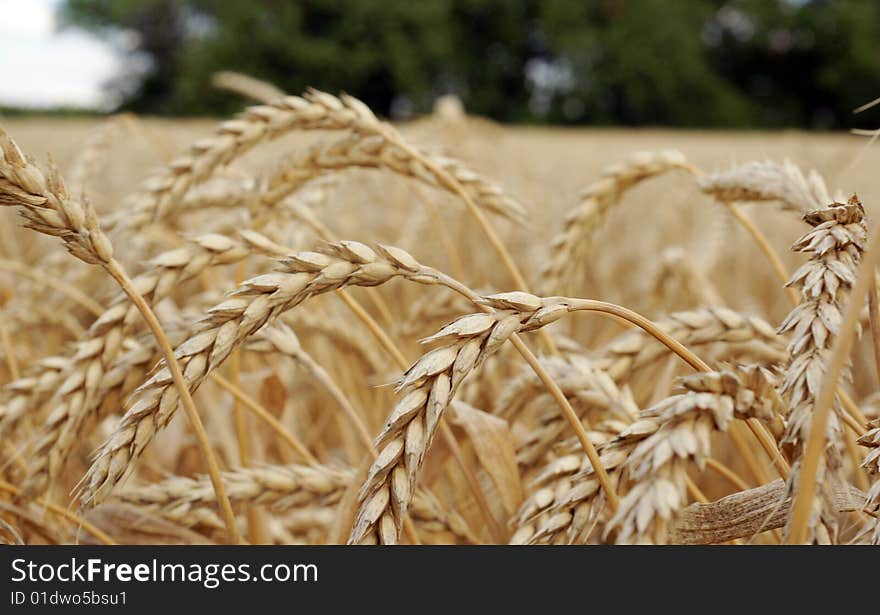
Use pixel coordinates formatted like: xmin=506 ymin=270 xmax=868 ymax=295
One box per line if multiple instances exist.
xmin=60 ymin=0 xmax=880 ymax=127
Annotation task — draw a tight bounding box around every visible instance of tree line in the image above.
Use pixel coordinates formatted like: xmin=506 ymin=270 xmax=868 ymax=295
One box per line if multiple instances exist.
xmin=61 ymin=0 xmax=880 ymax=128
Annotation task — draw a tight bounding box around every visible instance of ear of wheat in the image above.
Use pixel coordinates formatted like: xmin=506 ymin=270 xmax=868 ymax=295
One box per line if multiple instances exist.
xmin=512 ymin=365 xmax=780 ymax=544
xmin=542 ymin=149 xmax=694 ymax=294
xmin=699 ymin=159 xmax=832 ymax=212
xmin=778 ymin=196 xmax=867 ymax=543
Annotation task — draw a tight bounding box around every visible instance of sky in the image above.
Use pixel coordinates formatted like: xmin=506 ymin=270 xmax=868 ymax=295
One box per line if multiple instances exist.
xmin=0 ymin=0 xmax=123 ymax=109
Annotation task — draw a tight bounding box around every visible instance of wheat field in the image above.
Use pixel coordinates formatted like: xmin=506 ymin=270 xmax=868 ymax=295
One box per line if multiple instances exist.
xmin=1 ymin=87 xmax=879 ymax=545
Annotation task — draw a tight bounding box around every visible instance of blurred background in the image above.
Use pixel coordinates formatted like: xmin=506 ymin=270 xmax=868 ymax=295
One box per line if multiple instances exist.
xmin=1 ymin=0 xmax=879 ymax=128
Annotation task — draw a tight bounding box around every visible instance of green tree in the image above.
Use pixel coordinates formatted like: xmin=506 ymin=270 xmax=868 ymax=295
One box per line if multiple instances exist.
xmin=60 ymin=0 xmax=880 ymax=127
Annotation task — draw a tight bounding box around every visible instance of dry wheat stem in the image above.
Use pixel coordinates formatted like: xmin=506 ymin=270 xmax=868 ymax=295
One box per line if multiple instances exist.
xmin=594 ymin=307 xmax=786 ymax=383
xmin=724 ymin=201 xmax=801 ymax=307
xmin=208 ymin=373 xmax=317 ymax=465
xmin=101 ymin=259 xmax=242 ymax=544
xmin=247 ymin=324 xmax=374 ymax=453
xmin=0 ymin=316 xmax=19 ymax=379
xmin=228 ymin=253 xmax=261 ymax=544
xmin=869 ymin=274 xmax=880 ymax=386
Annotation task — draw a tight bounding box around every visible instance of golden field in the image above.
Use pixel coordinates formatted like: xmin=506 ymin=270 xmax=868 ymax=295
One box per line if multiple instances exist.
xmin=1 ymin=97 xmax=879 ymax=545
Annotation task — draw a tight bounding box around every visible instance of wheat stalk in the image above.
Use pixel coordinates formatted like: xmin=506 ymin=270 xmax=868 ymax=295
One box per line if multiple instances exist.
xmin=595 ymin=307 xmax=786 ymax=382
xmin=542 ymin=150 xmax=694 ymax=294
xmin=261 ymin=133 xmax=526 ymax=223
xmin=778 ymin=197 xmax=866 ymax=543
xmin=21 ymin=235 xmax=249 ymax=495
xmin=246 ymin=323 xmax=374 ymax=450
xmin=515 ymin=365 xmax=782 ymax=544
xmin=77 ymin=241 xmax=446 ymax=506
xmin=121 ymin=90 xmax=380 ymax=228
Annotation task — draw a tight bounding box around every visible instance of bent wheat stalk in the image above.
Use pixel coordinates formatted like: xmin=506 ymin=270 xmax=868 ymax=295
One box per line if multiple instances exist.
xmin=348 ymin=291 xmax=744 ymax=544
xmin=542 ymin=150 xmax=695 ymax=294
xmin=121 ymin=90 xmax=381 ymax=228
xmin=0 ymin=127 xmax=240 ymax=543
xmin=77 ymin=241 xmax=444 ymax=507
xmin=607 ymin=368 xmax=781 ymax=543
xmin=24 ymin=235 xmax=249 ymax=496
xmin=779 ymin=198 xmax=867 ymax=543
xmin=261 ymin=134 xmax=527 ymax=223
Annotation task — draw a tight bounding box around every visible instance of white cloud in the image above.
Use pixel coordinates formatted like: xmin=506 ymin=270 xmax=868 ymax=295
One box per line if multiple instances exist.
xmin=0 ymin=0 xmax=123 ymax=109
